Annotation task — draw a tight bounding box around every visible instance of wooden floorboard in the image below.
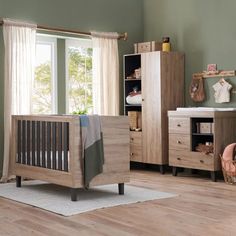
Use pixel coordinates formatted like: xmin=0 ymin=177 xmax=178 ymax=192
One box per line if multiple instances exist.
xmin=0 ymin=170 xmax=236 ymax=236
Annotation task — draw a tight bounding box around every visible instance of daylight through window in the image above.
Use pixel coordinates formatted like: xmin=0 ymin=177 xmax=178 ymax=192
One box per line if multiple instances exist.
xmin=66 ymin=39 xmax=93 ymax=114
xmin=33 ymin=35 xmax=57 ymax=114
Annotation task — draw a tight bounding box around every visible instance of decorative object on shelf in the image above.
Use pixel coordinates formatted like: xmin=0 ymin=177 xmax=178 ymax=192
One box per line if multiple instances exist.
xmin=126 ymin=87 xmax=142 ymax=105
xmin=126 ymin=74 xmax=135 ymax=80
xmin=162 ymin=37 xmax=171 ymax=52
xmin=212 ymin=78 xmax=232 ymax=103
xmin=195 ymin=143 xmax=214 ymax=154
xmin=134 ymin=68 xmax=141 ymax=79
xmin=207 ymin=64 xmax=217 ymax=72
xmin=189 ymin=74 xmax=205 ymax=102
xmin=126 ymin=68 xmax=141 ymax=80
xmin=128 ymin=111 xmax=142 ymax=131
xmin=134 ymin=41 xmax=162 ymax=53
xmin=221 ymin=143 xmax=236 ymax=184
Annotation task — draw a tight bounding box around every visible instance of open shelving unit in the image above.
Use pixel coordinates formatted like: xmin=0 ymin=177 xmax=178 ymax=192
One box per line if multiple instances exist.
xmin=124 ymin=51 xmax=184 ymax=173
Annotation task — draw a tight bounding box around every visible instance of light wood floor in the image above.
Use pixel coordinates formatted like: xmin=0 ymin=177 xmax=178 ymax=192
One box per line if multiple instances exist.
xmin=0 ymin=170 xmax=236 ymax=236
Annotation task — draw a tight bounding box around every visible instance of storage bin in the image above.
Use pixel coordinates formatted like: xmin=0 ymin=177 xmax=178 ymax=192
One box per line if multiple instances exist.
xmin=221 ymin=143 xmax=236 ymax=184
xmin=128 ymin=111 xmax=142 ymax=130
xmin=221 ymin=156 xmax=236 ymax=184
xmin=198 ymin=122 xmax=214 ymax=134
xmin=134 ymin=41 xmax=162 ymax=53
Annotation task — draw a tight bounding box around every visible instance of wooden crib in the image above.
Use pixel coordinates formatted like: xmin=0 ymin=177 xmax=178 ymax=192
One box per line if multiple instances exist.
xmin=9 ymin=115 xmax=130 ymax=201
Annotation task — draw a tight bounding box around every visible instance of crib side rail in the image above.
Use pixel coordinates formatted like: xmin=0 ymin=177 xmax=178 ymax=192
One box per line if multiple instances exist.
xmin=10 ymin=115 xmax=83 ymax=188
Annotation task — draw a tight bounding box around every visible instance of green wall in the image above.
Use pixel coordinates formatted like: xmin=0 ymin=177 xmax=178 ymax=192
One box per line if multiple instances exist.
xmin=143 ymin=0 xmax=236 ymax=107
xmin=0 ymin=0 xmax=144 ymax=176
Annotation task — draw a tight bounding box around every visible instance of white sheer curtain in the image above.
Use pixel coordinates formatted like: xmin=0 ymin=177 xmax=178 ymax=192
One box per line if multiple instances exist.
xmin=91 ymin=31 xmax=119 ymax=115
xmin=1 ymin=19 xmax=36 ymax=182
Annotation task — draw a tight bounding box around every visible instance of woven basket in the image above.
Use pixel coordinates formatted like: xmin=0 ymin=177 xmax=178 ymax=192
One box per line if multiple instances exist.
xmin=221 ymin=155 xmax=236 ymax=184
xmin=128 ymin=111 xmax=142 ymax=130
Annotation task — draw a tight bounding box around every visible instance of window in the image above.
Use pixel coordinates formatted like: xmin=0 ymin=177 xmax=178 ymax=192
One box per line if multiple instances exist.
xmin=66 ymin=39 xmax=93 ymax=114
xmin=33 ymin=35 xmax=57 ymax=114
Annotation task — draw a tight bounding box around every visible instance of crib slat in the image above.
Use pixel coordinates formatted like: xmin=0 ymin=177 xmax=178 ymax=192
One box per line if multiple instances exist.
xmin=58 ymin=122 xmax=62 ymax=170
xmin=26 ymin=121 xmax=31 ymax=165
xmin=64 ymin=122 xmax=69 ymax=172
xmin=17 ymin=120 xmax=22 ymax=164
xmin=36 ymin=121 xmax=41 ymax=166
xmin=42 ymin=121 xmax=46 ymax=168
xmin=32 ymin=121 xmax=36 ymax=166
xmin=47 ymin=122 xmax=51 ymax=169
xmin=22 ymin=120 xmax=26 ymax=164
xmin=52 ymin=122 xmax=57 ymax=170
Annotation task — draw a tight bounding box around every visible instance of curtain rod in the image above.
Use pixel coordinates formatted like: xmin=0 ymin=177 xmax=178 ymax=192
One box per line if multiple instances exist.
xmin=0 ymin=19 xmax=128 ymax=40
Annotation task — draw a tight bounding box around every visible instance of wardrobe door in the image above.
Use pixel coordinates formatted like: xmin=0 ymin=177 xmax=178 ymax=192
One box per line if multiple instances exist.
xmin=141 ymin=51 xmax=162 ymax=164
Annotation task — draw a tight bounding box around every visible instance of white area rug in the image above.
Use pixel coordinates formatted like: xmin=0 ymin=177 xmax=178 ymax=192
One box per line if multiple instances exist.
xmin=0 ymin=181 xmax=177 ymax=216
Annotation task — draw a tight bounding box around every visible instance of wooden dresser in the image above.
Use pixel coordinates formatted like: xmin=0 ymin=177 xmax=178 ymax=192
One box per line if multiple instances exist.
xmin=168 ymin=110 xmax=236 ymax=181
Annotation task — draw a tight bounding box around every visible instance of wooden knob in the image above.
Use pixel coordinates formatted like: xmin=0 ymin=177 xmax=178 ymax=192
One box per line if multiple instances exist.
xmin=177 ymin=157 xmax=181 ymax=160
xmin=142 ymin=99 xmax=144 ymax=101
xmin=200 ymin=160 xmax=204 ymax=163
xmin=177 ymin=140 xmax=181 ymax=144
xmin=130 ymin=138 xmax=134 ymax=141
xmin=177 ymin=124 xmax=181 ymax=127
xmin=130 ymin=153 xmax=134 ymax=156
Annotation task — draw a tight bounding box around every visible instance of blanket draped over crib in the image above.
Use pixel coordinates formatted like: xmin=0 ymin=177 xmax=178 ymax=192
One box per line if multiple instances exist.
xmin=79 ymin=115 xmax=104 ymax=187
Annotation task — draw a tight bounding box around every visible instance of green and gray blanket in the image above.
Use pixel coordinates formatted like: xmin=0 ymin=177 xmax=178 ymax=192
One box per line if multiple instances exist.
xmin=79 ymin=115 xmax=104 ymax=188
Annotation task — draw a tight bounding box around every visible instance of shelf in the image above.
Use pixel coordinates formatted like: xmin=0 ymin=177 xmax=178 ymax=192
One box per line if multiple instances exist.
xmin=125 ymin=78 xmax=141 ymax=81
xmin=125 ymin=104 xmax=142 ymax=107
xmin=192 ymin=133 xmax=213 ymax=136
xmin=193 ymin=70 xmax=235 ymax=78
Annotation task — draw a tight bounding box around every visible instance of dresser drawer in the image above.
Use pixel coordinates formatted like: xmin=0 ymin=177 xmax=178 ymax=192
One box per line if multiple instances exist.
xmin=169 ymin=134 xmax=190 ymax=151
xmin=130 ymin=131 xmax=142 ymax=145
xmin=169 ymin=117 xmax=190 ymax=134
xmin=130 ymin=144 xmax=142 ymax=162
xmin=169 ymin=150 xmax=215 ymax=171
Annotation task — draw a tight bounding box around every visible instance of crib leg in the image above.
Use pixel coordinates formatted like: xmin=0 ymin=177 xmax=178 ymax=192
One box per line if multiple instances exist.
xmin=71 ymin=188 xmax=78 ymax=201
xmin=118 ymin=183 xmax=124 ymax=195
xmin=16 ymin=176 xmax=21 ymax=188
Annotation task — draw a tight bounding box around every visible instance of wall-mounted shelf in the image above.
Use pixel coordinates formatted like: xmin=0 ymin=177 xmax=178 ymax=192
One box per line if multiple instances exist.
xmin=193 ymin=70 xmax=235 ymax=78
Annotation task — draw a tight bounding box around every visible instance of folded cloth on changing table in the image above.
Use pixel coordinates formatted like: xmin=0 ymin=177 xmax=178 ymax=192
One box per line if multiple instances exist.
xmin=80 ymin=115 xmax=104 ymax=187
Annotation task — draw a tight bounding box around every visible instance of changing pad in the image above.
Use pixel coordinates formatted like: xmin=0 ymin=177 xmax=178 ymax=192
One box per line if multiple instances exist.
xmin=176 ymin=107 xmax=236 ymax=112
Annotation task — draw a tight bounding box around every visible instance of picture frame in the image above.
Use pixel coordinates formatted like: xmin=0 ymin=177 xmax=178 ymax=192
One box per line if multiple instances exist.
xmin=207 ymin=64 xmax=217 ymax=72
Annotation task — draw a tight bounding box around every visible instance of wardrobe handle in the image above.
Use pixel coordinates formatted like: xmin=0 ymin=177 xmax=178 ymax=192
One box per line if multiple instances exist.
xmin=130 ymin=153 xmax=134 ymax=156
xmin=130 ymin=138 xmax=134 ymax=141
xmin=177 ymin=124 xmax=181 ymax=127
xmin=200 ymin=160 xmax=204 ymax=163
xmin=142 ymin=99 xmax=144 ymax=102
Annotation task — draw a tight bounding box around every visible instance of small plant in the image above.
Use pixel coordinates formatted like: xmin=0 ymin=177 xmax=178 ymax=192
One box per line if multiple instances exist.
xmin=72 ymin=109 xmax=88 ymax=115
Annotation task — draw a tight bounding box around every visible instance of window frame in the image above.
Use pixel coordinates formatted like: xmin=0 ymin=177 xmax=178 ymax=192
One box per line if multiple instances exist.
xmin=34 ymin=34 xmax=58 ymax=114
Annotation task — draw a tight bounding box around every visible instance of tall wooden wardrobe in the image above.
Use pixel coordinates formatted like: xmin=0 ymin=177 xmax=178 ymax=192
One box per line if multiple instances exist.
xmin=124 ymin=51 xmax=184 ymax=173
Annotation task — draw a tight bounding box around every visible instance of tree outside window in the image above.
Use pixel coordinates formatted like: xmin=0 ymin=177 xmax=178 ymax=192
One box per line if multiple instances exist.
xmin=67 ymin=40 xmax=93 ymax=115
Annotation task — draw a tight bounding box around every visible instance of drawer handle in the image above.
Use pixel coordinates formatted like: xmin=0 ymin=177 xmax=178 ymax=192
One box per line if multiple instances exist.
xmin=177 ymin=124 xmax=181 ymax=127
xmin=130 ymin=153 xmax=134 ymax=156
xmin=130 ymin=138 xmax=134 ymax=141
xmin=177 ymin=140 xmax=181 ymax=144
xmin=177 ymin=157 xmax=181 ymax=160
xmin=200 ymin=160 xmax=204 ymax=163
